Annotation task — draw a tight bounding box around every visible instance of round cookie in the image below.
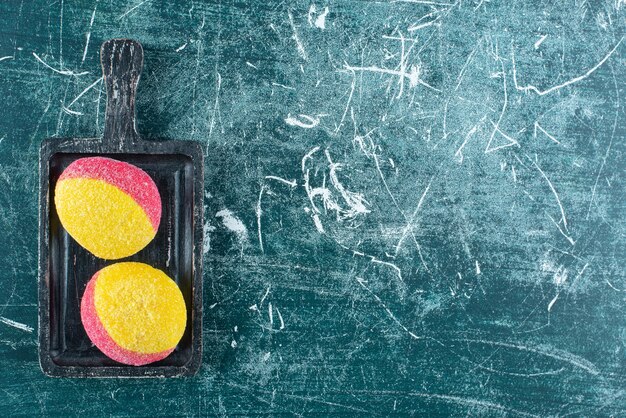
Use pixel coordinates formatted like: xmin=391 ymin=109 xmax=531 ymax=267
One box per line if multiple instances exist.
xmin=54 ymin=156 xmax=161 ymax=259
xmin=80 ymin=262 xmax=187 ymax=366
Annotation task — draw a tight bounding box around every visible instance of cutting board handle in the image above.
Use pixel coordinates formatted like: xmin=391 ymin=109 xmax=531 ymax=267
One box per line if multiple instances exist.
xmin=101 ymin=39 xmax=143 ymax=147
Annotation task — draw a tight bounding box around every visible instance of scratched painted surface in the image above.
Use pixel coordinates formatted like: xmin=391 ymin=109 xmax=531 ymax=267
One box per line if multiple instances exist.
xmin=0 ymin=0 xmax=625 ymax=415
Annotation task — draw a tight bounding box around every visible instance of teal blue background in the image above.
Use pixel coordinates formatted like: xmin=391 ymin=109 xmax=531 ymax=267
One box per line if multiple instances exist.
xmin=1 ymin=0 xmax=625 ymax=415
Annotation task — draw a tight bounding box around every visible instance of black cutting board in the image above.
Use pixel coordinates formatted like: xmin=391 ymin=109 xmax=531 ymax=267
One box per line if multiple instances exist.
xmin=38 ymin=39 xmax=203 ymax=378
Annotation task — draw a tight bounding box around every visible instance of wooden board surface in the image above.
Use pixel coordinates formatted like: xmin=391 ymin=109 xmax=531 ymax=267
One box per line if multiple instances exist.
xmin=0 ymin=0 xmax=625 ymax=415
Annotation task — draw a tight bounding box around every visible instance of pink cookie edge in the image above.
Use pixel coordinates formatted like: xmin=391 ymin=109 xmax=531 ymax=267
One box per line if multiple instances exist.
xmin=59 ymin=156 xmax=161 ymax=231
xmin=80 ymin=271 xmax=174 ymax=366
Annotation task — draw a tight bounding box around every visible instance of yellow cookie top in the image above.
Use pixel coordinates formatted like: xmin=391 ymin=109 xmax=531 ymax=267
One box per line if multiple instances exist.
xmin=55 ymin=178 xmax=157 ymax=259
xmin=93 ymin=262 xmax=187 ymax=354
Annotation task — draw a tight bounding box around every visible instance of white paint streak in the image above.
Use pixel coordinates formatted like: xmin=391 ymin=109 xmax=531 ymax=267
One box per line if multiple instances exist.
xmin=335 ymin=70 xmax=356 ymax=133
xmin=0 ymin=317 xmax=33 ymax=333
xmin=272 ymin=82 xmax=295 ymax=90
xmin=315 ymin=7 xmax=329 ymax=29
xmin=343 ymin=64 xmax=440 ymax=92
xmin=455 ymin=45 xmax=478 ymax=91
xmin=256 ymin=185 xmax=266 ymax=253
xmin=547 ymin=294 xmax=559 ymax=312
xmin=310 ymin=210 xmax=325 ymax=233
xmin=606 ymin=279 xmax=622 ymax=292
xmin=268 ymin=302 xmax=273 ymax=327
xmin=265 ymin=176 xmax=297 ymax=187
xmin=554 ymin=266 xmax=568 ymax=285
xmin=395 ymin=178 xmax=433 ymax=255
xmin=260 ymin=286 xmax=271 ymax=306
xmin=485 ymin=121 xmax=520 ymax=154
xmin=485 ymin=59 xmax=518 ymax=154
xmin=66 ymin=77 xmax=103 ymax=108
xmin=391 ymin=0 xmax=454 ymax=4
xmin=59 ymin=0 xmax=64 ymax=67
xmin=570 ymin=263 xmax=589 ymax=290
xmin=371 ymin=258 xmax=403 ymax=282
xmin=62 ymin=106 xmax=83 ymax=116
xmin=512 ymin=36 xmax=624 ymax=95
xmin=531 ymin=157 xmax=569 ymax=230
xmin=307 ymin=5 xmax=329 ymax=29
xmin=216 ymin=209 xmax=248 ymax=241
xmin=203 ymin=221 xmax=215 ymax=254
xmin=302 ymin=146 xmax=322 ymax=211
xmin=587 ymin=66 xmax=619 ymax=220
xmin=534 ymin=34 xmax=547 ymax=49
xmin=285 ymin=114 xmax=320 ymax=128
xmin=118 ymin=0 xmax=151 ymax=19
xmin=32 ymin=52 xmax=89 ymax=76
xmin=455 ymin=117 xmax=484 ymax=163
xmin=275 ymin=307 xmax=285 ymax=330
xmin=534 ymin=122 xmax=560 ymax=144
xmin=400 ymin=392 xmax=541 ymax=417
xmin=407 ymin=19 xmax=437 ymax=31
xmin=453 ymin=338 xmax=600 ymax=376
xmin=288 ymin=11 xmax=308 ymax=60
xmin=81 ymin=2 xmax=98 ymax=63
xmin=547 ymin=214 xmax=575 ymax=246
xmin=302 ymin=147 xmax=370 ymax=222
xmin=208 ymin=72 xmax=222 ymax=142
xmin=356 ymin=278 xmax=420 ymax=339
xmin=325 ymin=149 xmax=371 ymax=218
